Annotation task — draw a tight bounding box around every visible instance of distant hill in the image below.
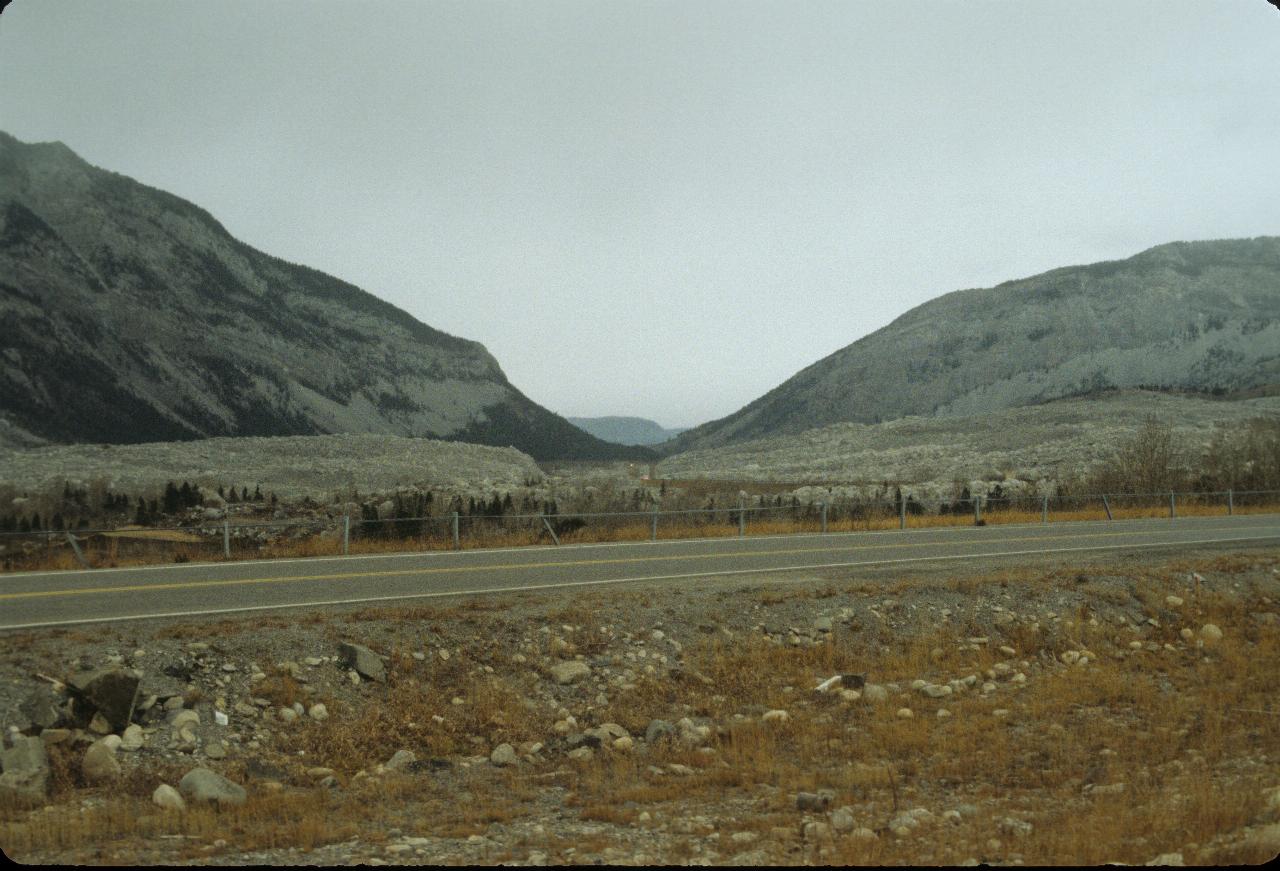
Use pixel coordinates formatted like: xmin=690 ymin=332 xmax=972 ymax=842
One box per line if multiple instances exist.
xmin=665 ymin=237 xmax=1280 ymax=454
xmin=0 ymin=132 xmax=651 ymax=461
xmin=566 ymin=416 xmax=689 ymax=446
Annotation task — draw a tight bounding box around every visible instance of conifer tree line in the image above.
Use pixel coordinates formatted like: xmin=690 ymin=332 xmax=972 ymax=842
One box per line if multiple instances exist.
xmin=0 ymin=479 xmax=277 ymax=533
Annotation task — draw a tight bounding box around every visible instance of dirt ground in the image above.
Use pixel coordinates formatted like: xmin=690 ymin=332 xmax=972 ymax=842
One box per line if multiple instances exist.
xmin=1 ymin=541 xmax=1278 ymax=866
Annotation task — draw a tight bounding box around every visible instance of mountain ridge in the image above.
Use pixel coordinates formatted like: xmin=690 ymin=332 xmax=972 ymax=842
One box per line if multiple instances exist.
xmin=0 ymin=132 xmax=652 ymax=461
xmin=663 ymin=235 xmax=1280 ymax=454
xmin=566 ymin=416 xmax=689 ymax=446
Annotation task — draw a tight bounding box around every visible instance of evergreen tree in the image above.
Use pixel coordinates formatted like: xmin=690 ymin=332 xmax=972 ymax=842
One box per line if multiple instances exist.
xmin=253 ymin=485 xmax=263 ymax=502
xmin=51 ymin=513 xmax=64 ymax=531
xmin=163 ymin=482 xmax=180 ymax=514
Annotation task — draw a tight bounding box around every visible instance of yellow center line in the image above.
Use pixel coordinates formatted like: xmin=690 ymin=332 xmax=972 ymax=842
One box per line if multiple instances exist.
xmin=0 ymin=525 xmax=1272 ymax=602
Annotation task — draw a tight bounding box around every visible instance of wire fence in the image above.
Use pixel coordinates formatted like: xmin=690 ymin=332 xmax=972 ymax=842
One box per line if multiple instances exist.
xmin=1 ymin=488 xmax=1277 ymax=574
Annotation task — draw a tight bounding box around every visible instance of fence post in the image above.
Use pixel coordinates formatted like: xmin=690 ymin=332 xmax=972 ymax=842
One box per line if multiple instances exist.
xmin=65 ymin=532 xmax=89 ymax=569
xmin=541 ymin=514 xmax=561 ymax=546
xmin=452 ymin=512 xmax=459 ymax=550
xmin=651 ymin=506 xmax=658 ymax=541
xmin=738 ymin=497 xmax=745 ymax=538
xmin=342 ymin=514 xmax=350 ymax=556
xmin=974 ymin=494 xmax=982 ymax=525
xmin=1101 ymin=495 xmax=1113 ymax=521
xmin=1041 ymin=494 xmax=1049 ymax=524
xmin=223 ymin=519 xmax=231 ymax=559
xmin=1227 ymin=489 xmax=1234 ymax=516
xmin=820 ymin=501 xmax=828 ymax=534
xmin=899 ymin=493 xmax=906 ymax=530
xmin=1169 ymin=492 xmax=1176 ymax=519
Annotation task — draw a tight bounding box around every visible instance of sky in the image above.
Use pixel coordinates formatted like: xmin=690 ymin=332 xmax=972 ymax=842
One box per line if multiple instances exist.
xmin=2 ymin=1 xmax=1279 ymax=429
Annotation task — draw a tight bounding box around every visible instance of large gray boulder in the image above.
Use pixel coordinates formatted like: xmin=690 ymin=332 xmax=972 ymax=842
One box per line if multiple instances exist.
xmin=549 ymin=661 xmax=591 ymax=685
xmin=82 ymin=739 xmax=121 ymax=784
xmin=18 ymin=686 xmax=65 ymax=733
xmin=0 ymin=736 xmax=51 ymax=806
xmin=337 ymin=642 xmax=386 ymax=682
xmin=68 ymin=668 xmax=141 ymax=732
xmin=178 ymin=767 xmax=247 ymax=807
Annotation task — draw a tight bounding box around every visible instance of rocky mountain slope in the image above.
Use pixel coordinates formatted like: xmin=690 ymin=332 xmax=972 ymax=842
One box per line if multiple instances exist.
xmin=657 ymin=389 xmax=1280 ymax=498
xmin=665 ymin=237 xmax=1280 ymax=453
xmin=566 ymin=416 xmax=688 ymax=446
xmin=0 ymin=132 xmax=649 ymax=462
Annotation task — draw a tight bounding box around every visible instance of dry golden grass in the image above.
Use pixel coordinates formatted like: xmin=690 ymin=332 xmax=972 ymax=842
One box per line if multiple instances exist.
xmin=1 ymin=552 xmax=1277 ymax=864
xmin=4 ymin=496 xmax=1274 ymax=575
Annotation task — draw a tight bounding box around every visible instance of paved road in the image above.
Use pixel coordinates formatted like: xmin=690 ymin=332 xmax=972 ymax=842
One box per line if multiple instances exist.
xmin=1 ymin=515 xmax=1277 ymax=630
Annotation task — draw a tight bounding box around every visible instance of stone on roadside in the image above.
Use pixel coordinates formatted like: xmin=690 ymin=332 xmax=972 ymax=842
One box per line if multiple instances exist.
xmin=308 ymin=703 xmax=329 ymax=721
xmin=0 ymin=736 xmax=50 ymax=806
xmin=120 ymin=724 xmax=144 ymax=751
xmin=82 ymin=739 xmax=121 ymax=783
xmin=831 ymin=806 xmax=856 ymax=832
xmin=337 ymin=642 xmax=386 ymax=682
xmin=153 ymin=783 xmax=187 ymax=812
xmin=490 ymin=743 xmax=518 ymax=767
xmin=67 ymin=667 xmax=141 ymax=732
xmin=385 ymin=750 xmax=416 ymax=771
xmin=179 ymin=767 xmax=247 ymax=807
xmin=1199 ymin=624 xmax=1223 ymax=647
xmin=644 ymin=719 xmax=676 ymax=744
xmin=862 ymin=684 xmax=889 ymax=704
xmin=549 ymin=661 xmax=591 ymax=685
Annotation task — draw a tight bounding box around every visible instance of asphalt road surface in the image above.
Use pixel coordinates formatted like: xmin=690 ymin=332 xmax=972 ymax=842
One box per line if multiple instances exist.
xmin=1 ymin=515 xmax=1277 ymax=631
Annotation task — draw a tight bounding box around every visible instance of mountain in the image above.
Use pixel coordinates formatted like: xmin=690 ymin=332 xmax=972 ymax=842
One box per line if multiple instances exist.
xmin=565 ymin=416 xmax=689 ymax=446
xmin=665 ymin=237 xmax=1280 ymax=453
xmin=0 ymin=132 xmax=651 ymax=461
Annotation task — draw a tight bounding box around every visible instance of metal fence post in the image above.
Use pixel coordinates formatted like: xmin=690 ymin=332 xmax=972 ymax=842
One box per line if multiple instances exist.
xmin=1101 ymin=495 xmax=1113 ymax=521
xmin=452 ymin=512 xmax=459 ymax=550
xmin=540 ymin=514 xmax=561 ymax=546
xmin=65 ymin=532 xmax=89 ymax=569
xmin=342 ymin=514 xmax=350 ymax=555
xmin=820 ymin=501 xmax=828 ymax=534
xmin=1041 ymin=494 xmax=1049 ymax=524
xmin=1228 ymin=489 xmax=1234 ymax=516
xmin=1169 ymin=492 xmax=1176 ymax=519
xmin=223 ymin=519 xmax=231 ymax=558
xmin=974 ymin=494 xmax=982 ymax=525
xmin=651 ymin=506 xmax=658 ymax=542
xmin=738 ymin=497 xmax=745 ymax=538
xmin=899 ymin=493 xmax=906 ymax=530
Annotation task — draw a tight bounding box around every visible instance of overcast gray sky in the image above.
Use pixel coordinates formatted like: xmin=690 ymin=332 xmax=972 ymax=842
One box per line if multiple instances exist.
xmin=2 ymin=1 xmax=1278 ymax=429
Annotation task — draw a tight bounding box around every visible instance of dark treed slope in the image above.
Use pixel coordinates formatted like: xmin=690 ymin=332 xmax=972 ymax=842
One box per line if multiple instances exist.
xmin=664 ymin=237 xmax=1280 ymax=454
xmin=0 ymin=132 xmax=651 ymax=461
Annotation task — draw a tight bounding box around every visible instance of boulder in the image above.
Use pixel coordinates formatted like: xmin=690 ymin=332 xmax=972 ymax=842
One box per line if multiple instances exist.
xmin=386 ymin=750 xmax=417 ymax=771
xmin=153 ymin=783 xmax=187 ymax=812
xmin=0 ymin=735 xmax=50 ymax=806
xmin=644 ymin=719 xmax=676 ymax=744
xmin=490 ymin=744 xmax=518 ymax=767
xmin=178 ymin=767 xmax=247 ymax=807
xmin=82 ymin=739 xmax=121 ymax=783
xmin=337 ymin=642 xmax=386 ymax=682
xmin=18 ymin=686 xmax=65 ymax=733
xmin=67 ymin=668 xmax=141 ymax=732
xmin=549 ymin=661 xmax=591 ymax=685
